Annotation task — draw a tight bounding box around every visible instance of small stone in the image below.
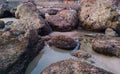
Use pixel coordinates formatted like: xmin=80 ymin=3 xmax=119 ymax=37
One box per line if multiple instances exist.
xmin=71 ymin=50 xmax=91 ymax=59
xmin=0 ymin=20 xmax=5 ymax=29
xmin=105 ymin=28 xmax=117 ymax=36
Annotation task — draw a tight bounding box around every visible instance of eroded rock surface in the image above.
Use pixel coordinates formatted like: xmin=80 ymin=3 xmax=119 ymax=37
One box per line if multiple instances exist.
xmin=79 ymin=0 xmax=120 ymax=31
xmin=0 ymin=29 xmax=45 ymax=74
xmin=41 ymin=58 xmax=112 ymax=74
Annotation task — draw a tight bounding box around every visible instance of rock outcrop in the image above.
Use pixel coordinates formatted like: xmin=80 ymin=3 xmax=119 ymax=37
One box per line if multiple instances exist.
xmin=0 ymin=29 xmax=45 ymax=74
xmin=79 ymin=0 xmax=120 ymax=31
xmin=92 ymin=36 xmax=120 ymax=57
xmin=41 ymin=58 xmax=112 ymax=74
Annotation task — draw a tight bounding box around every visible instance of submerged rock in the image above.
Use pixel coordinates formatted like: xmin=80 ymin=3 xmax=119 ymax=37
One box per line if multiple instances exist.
xmin=79 ymin=0 xmax=120 ymax=31
xmin=0 ymin=20 xmax=5 ymax=29
xmin=47 ymin=35 xmax=77 ymax=50
xmin=92 ymin=36 xmax=120 ymax=57
xmin=46 ymin=9 xmax=78 ymax=31
xmin=41 ymin=58 xmax=112 ymax=74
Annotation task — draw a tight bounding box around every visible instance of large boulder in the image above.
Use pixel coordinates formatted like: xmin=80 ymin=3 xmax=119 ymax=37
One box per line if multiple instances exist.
xmin=15 ymin=2 xmax=41 ymax=19
xmin=47 ymin=35 xmax=77 ymax=50
xmin=46 ymin=9 xmax=78 ymax=31
xmin=11 ymin=16 xmax=52 ymax=36
xmin=41 ymin=58 xmax=112 ymax=74
xmin=0 ymin=29 xmax=45 ymax=74
xmin=79 ymin=0 xmax=120 ymax=31
xmin=92 ymin=36 xmax=120 ymax=57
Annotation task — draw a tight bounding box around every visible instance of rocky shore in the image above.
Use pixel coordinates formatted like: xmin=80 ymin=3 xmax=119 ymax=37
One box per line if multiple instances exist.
xmin=0 ymin=0 xmax=120 ymax=74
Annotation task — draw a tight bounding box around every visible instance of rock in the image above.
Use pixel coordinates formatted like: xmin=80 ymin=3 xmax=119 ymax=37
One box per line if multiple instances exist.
xmin=0 ymin=29 xmax=45 ymax=74
xmin=105 ymin=28 xmax=117 ymax=36
xmin=46 ymin=9 xmax=78 ymax=31
xmin=11 ymin=16 xmax=52 ymax=36
xmin=15 ymin=2 xmax=42 ymax=19
xmin=47 ymin=35 xmax=77 ymax=50
xmin=79 ymin=0 xmax=120 ymax=31
xmin=92 ymin=36 xmax=120 ymax=57
xmin=13 ymin=2 xmax=52 ymax=36
xmin=41 ymin=58 xmax=112 ymax=74
xmin=71 ymin=50 xmax=91 ymax=59
xmin=0 ymin=20 xmax=5 ymax=29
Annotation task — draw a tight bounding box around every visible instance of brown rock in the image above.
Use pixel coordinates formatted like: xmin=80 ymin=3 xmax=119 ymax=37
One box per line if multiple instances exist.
xmin=15 ymin=2 xmax=41 ymax=19
xmin=0 ymin=29 xmax=44 ymax=74
xmin=46 ymin=9 xmax=78 ymax=31
xmin=71 ymin=50 xmax=91 ymax=59
xmin=92 ymin=36 xmax=120 ymax=57
xmin=41 ymin=58 xmax=112 ymax=74
xmin=11 ymin=16 xmax=52 ymax=36
xmin=79 ymin=0 xmax=120 ymax=31
xmin=47 ymin=35 xmax=77 ymax=50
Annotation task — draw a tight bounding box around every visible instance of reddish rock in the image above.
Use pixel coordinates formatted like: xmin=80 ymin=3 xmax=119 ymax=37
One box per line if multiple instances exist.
xmin=46 ymin=9 xmax=78 ymax=31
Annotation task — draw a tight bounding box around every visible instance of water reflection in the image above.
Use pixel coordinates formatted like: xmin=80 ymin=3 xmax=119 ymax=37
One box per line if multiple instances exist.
xmin=26 ymin=45 xmax=73 ymax=74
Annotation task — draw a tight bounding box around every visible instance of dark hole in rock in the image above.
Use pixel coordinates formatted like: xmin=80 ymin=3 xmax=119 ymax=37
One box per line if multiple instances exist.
xmin=3 ymin=10 xmax=14 ymax=18
xmin=38 ymin=23 xmax=52 ymax=36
